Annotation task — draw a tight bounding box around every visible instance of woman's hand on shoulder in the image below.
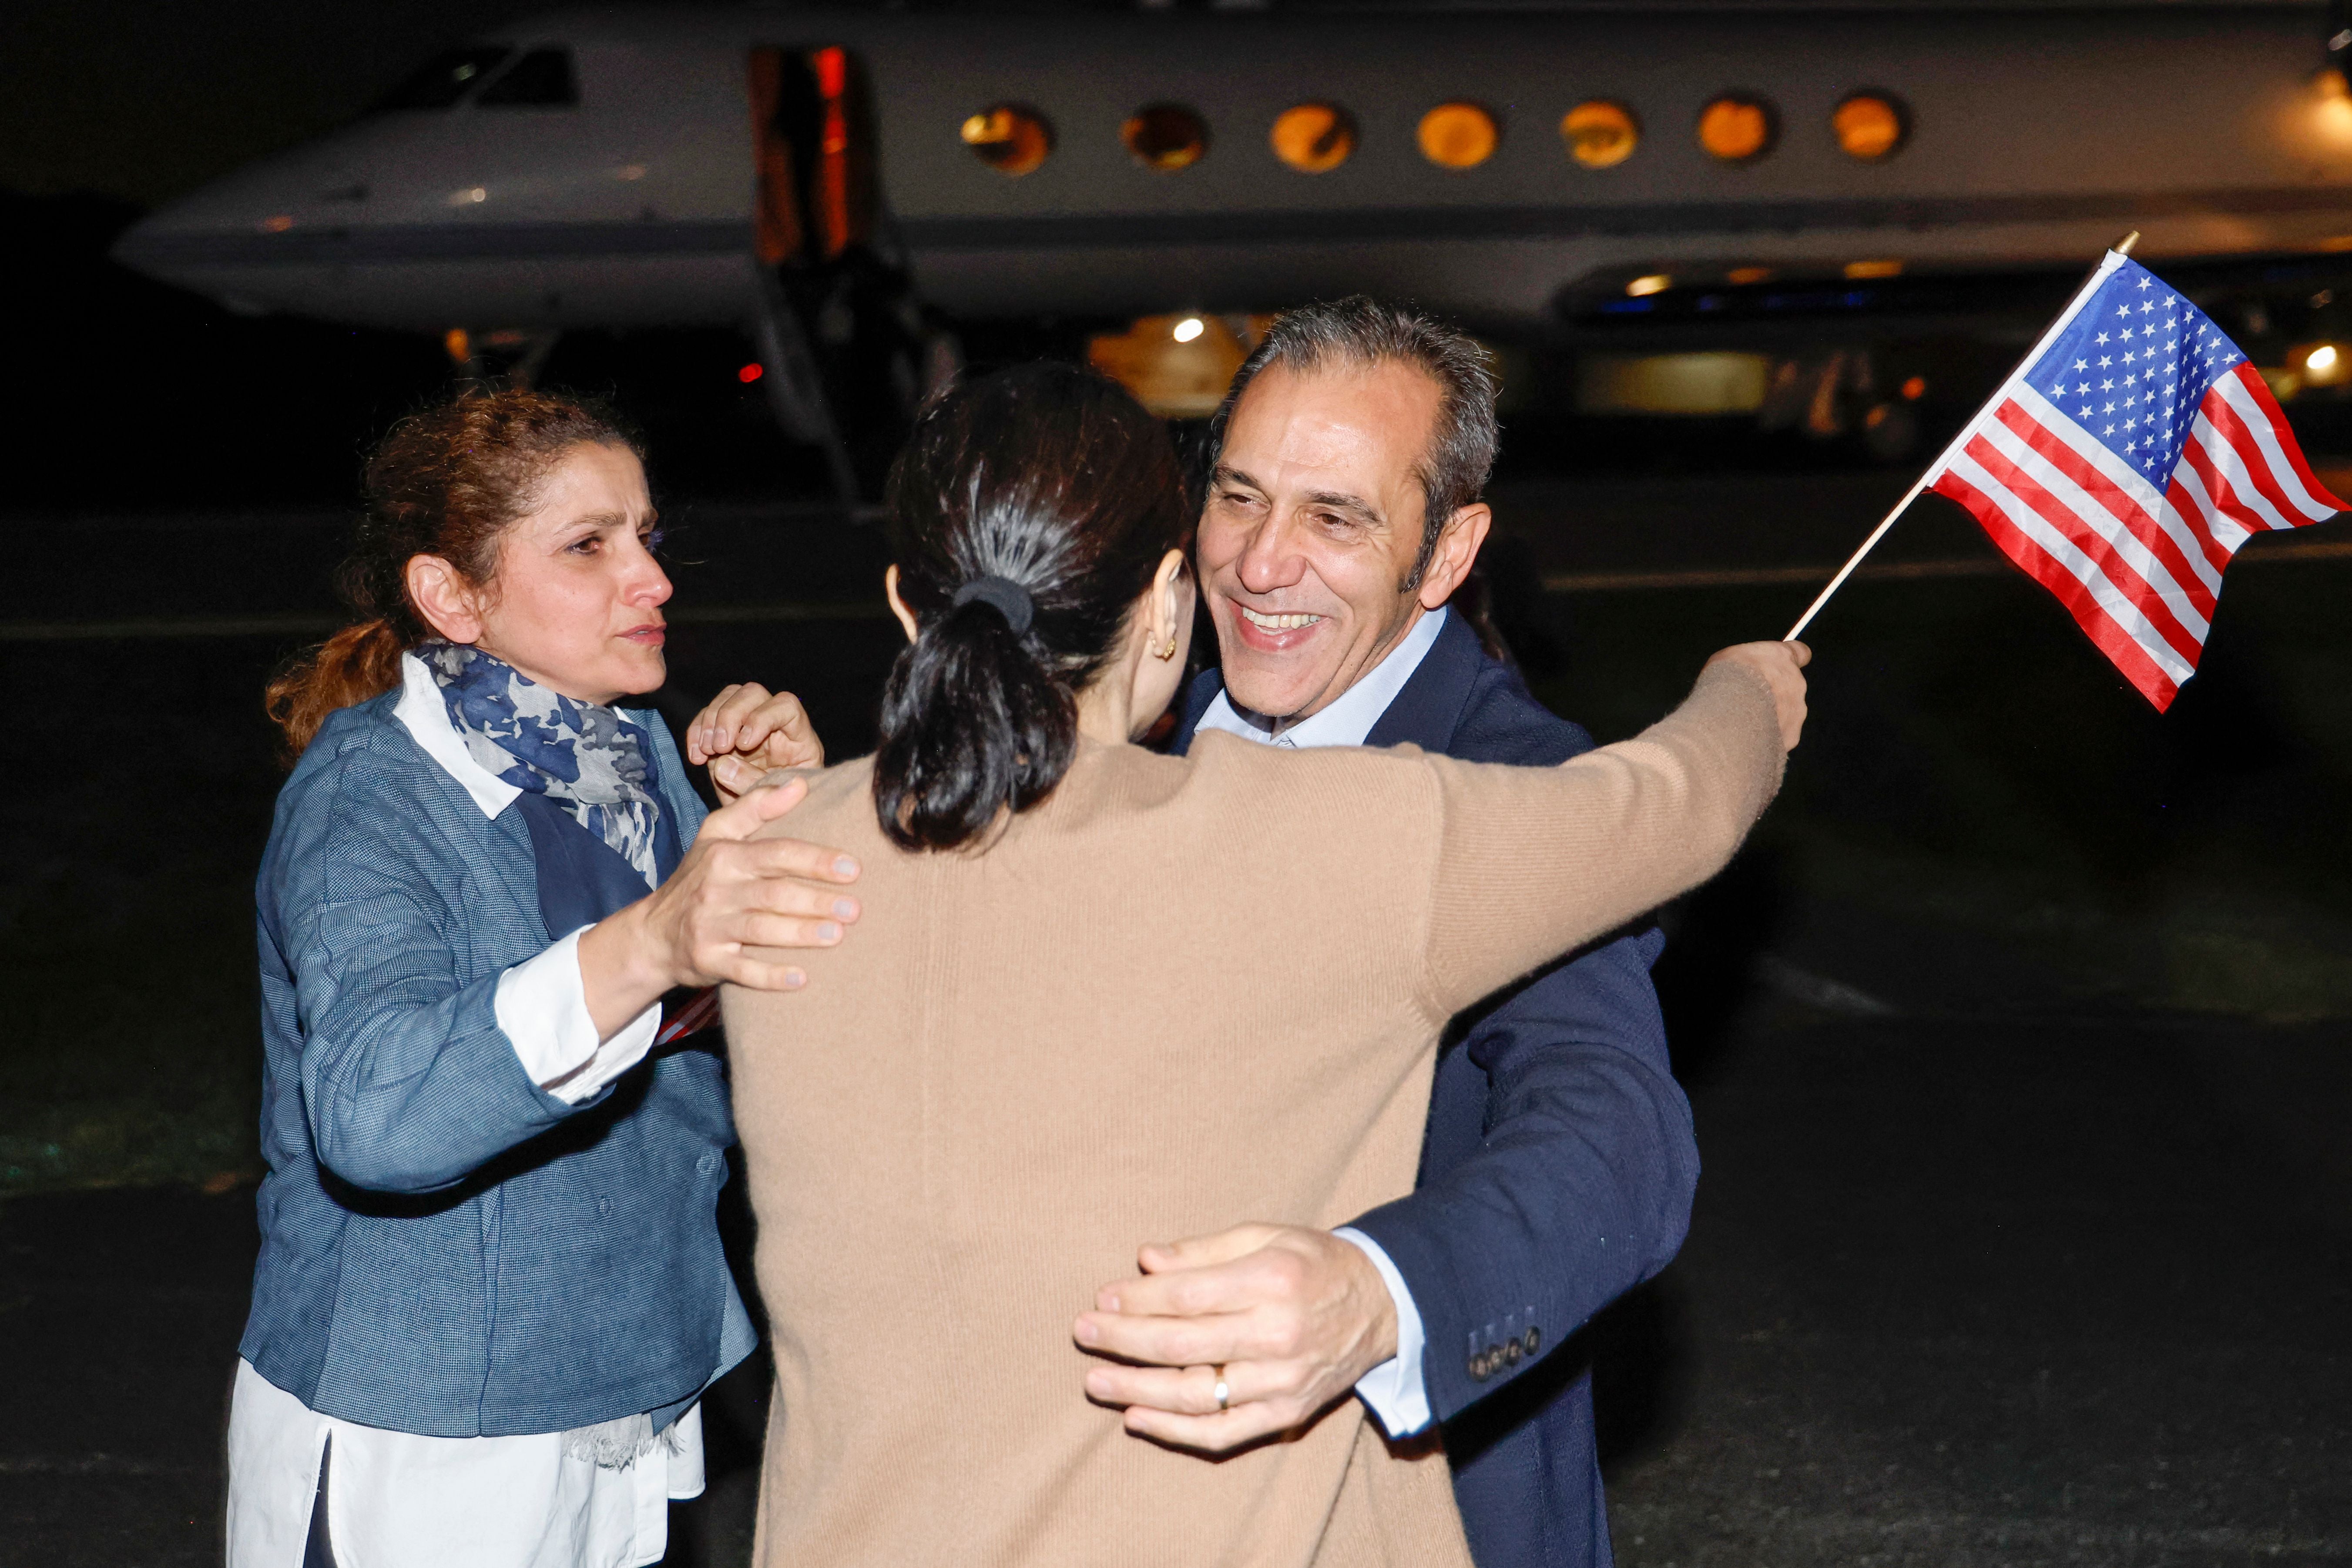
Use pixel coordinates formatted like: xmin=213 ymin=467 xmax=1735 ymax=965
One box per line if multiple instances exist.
xmin=1704 ymin=640 xmax=1810 ymax=752
xmin=686 ymin=683 xmax=825 ymax=804
xmin=578 ymin=778 xmax=861 ymax=1029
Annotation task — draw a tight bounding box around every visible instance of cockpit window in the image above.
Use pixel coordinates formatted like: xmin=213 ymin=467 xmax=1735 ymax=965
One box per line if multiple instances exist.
xmin=477 ymin=49 xmax=579 ymax=108
xmin=370 ymin=47 xmax=513 ymax=112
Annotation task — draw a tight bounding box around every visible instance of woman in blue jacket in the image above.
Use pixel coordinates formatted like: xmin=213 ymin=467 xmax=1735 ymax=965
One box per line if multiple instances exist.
xmin=228 ymin=389 xmax=856 ymax=1568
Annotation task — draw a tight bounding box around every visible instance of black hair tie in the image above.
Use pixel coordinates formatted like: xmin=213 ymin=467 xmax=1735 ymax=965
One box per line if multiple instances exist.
xmin=950 ymin=574 xmax=1035 ymax=635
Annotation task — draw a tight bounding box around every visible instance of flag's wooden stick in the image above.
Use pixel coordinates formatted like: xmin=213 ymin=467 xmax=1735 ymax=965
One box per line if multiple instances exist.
xmin=1782 ymin=231 xmax=2141 ymax=642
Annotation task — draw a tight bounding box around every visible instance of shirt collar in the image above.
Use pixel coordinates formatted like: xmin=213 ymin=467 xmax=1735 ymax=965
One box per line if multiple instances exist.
xmin=393 ymin=651 xmax=523 ymax=820
xmin=1195 ymin=605 xmax=1449 ymax=751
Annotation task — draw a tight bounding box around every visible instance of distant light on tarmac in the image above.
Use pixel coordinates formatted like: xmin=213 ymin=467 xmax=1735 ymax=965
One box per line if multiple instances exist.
xmin=739 ymin=363 xmax=765 ymax=384
xmin=2309 ymin=345 xmax=2338 ymax=373
xmin=1626 ymin=274 xmax=1671 ymax=298
xmin=1172 ymin=317 xmax=1205 ymax=343
xmin=258 ymin=215 xmax=295 ymax=234
xmin=450 ymin=187 xmax=488 ymax=206
xmin=2314 ymin=68 xmax=2352 ymax=145
xmin=1844 ymin=259 xmax=1904 ymax=280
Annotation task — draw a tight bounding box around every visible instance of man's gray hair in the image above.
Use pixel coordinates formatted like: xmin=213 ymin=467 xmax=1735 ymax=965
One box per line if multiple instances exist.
xmin=1208 ymin=296 xmax=1500 ymax=588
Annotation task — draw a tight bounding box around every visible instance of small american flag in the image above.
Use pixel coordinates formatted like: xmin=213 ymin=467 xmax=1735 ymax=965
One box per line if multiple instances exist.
xmin=1923 ymin=252 xmax=2343 ymax=709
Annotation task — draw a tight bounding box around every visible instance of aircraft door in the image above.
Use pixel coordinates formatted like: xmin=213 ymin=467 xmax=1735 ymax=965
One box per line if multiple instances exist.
xmin=749 ymin=45 xmax=923 ymax=497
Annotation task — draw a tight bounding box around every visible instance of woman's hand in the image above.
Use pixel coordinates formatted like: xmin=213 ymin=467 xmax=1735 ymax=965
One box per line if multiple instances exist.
xmin=577 ymin=777 xmax=860 ymax=1037
xmin=686 ymin=683 xmax=825 ymax=804
xmin=1706 ymin=640 xmax=1811 ymax=751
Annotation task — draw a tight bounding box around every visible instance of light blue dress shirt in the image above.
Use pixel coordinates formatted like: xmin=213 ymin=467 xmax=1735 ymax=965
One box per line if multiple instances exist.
xmin=1192 ymin=604 xmax=1448 ymax=1437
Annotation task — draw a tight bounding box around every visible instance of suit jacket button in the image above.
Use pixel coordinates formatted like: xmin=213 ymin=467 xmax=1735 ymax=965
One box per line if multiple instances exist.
xmin=1468 ymin=1353 xmax=1489 ymax=1382
xmin=1503 ymin=1340 xmax=1522 ymax=1366
xmin=1523 ymin=1328 xmax=1541 ymax=1356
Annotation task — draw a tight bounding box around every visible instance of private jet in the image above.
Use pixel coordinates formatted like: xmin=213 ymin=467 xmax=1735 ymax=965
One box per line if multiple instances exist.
xmin=111 ymin=2 xmax=2352 ymax=483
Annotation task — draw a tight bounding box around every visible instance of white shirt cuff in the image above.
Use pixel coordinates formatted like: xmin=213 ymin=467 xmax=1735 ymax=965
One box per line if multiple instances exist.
xmin=1332 ymin=1226 xmax=1432 ymax=1437
xmin=493 ymin=927 xmax=664 ymax=1105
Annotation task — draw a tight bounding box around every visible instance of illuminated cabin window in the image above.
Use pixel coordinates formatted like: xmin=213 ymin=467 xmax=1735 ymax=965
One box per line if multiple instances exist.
xmin=1124 ymin=104 xmax=1209 ymax=171
xmin=1271 ymin=104 xmax=1355 ymax=173
xmin=960 ymin=104 xmax=1053 ymax=176
xmin=1697 ymin=95 xmax=1775 ymax=163
xmin=1419 ymin=103 xmax=1499 ymax=169
xmin=1560 ymin=101 xmax=1638 ymax=169
xmin=1832 ymin=93 xmax=1907 ymax=161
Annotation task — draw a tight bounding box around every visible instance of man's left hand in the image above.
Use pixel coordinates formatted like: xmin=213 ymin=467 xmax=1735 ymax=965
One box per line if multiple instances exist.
xmin=1074 ymin=1223 xmax=1398 ymax=1453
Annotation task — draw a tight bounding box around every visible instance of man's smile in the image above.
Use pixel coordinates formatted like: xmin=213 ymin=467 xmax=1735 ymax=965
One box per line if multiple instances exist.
xmin=1238 ymin=606 xmax=1324 ymax=631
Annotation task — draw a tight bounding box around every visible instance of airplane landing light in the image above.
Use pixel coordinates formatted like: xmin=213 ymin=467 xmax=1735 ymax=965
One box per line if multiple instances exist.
xmin=1124 ymin=105 xmax=1209 ymax=171
xmin=1561 ymin=102 xmax=1638 ymax=169
xmin=1419 ymin=104 xmax=1499 ymax=170
xmin=1626 ymin=274 xmax=1672 ymax=298
xmin=1172 ymin=317 xmax=1206 ymax=343
xmin=1698 ymin=95 xmax=1776 ymax=163
xmin=962 ymin=104 xmax=1053 ymax=176
xmin=1271 ymin=104 xmax=1355 ymax=174
xmin=1833 ymin=94 xmax=1908 ymax=161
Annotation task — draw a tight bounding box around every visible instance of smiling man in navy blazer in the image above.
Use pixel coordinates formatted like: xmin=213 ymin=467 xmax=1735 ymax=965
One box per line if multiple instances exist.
xmin=1075 ymin=298 xmax=1699 ymax=1568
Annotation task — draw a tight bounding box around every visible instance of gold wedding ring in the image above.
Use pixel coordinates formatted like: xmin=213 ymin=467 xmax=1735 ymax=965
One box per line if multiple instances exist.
xmin=1212 ymin=1366 xmax=1231 ymax=1412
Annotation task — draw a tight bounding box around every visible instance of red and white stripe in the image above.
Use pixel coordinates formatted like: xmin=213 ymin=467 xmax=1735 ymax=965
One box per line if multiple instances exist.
xmin=1928 ymin=363 xmax=2342 ymax=709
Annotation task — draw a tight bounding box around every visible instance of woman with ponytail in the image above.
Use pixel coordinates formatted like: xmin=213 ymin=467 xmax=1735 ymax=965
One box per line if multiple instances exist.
xmin=717 ymin=362 xmax=1810 ymax=1567
xmin=232 ymin=389 xmax=860 ymax=1568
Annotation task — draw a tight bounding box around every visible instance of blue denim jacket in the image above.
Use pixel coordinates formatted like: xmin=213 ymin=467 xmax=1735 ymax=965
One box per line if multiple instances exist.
xmin=241 ymin=687 xmax=755 ymax=1438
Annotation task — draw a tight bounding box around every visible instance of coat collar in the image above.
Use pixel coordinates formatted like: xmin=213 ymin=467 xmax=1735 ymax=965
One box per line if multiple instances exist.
xmin=1360 ymin=608 xmax=1490 ymax=753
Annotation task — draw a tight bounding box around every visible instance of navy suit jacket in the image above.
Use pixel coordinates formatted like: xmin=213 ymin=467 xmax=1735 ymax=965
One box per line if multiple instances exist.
xmin=1173 ymin=612 xmax=1699 ymax=1568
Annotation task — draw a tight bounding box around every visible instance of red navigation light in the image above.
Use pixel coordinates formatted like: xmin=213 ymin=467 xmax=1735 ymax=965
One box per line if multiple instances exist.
xmin=738 ymin=363 xmax=765 ymax=384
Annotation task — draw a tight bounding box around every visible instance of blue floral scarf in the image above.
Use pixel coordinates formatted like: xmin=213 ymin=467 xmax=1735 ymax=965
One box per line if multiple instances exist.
xmin=422 ymin=641 xmax=663 ymax=889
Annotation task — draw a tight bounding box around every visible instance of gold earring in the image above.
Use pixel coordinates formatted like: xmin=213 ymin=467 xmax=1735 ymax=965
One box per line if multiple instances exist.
xmin=1161 ymin=634 xmax=1179 ymax=659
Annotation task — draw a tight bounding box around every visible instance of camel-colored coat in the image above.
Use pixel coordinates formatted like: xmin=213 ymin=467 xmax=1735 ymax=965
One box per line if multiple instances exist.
xmin=722 ymin=661 xmax=1784 ymax=1568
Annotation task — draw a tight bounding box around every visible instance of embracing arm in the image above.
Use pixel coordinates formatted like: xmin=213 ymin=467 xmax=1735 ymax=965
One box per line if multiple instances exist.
xmin=1348 ymin=929 xmax=1698 ymax=1428
xmin=1075 ymin=645 xmax=1796 ymax=1451
xmin=290 ymin=779 xmax=859 ymax=1192
xmin=1418 ymin=645 xmax=1799 ymax=1022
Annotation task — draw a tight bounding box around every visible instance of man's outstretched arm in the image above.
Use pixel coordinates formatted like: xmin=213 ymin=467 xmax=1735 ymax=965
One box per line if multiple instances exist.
xmin=1075 ymin=929 xmax=1697 ymax=1452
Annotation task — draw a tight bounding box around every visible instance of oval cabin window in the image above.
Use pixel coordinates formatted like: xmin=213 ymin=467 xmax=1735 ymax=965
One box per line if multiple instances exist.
xmin=1698 ymin=95 xmax=1776 ymax=163
xmin=1833 ymin=93 xmax=1908 ymax=161
xmin=1560 ymin=101 xmax=1638 ymax=169
xmin=1271 ymin=104 xmax=1355 ymax=173
xmin=961 ymin=104 xmax=1053 ymax=176
xmin=1419 ymin=103 xmax=1499 ymax=169
xmin=1124 ymin=104 xmax=1209 ymax=171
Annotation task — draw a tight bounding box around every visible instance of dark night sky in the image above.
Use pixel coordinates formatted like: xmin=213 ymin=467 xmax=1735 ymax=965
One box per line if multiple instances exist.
xmin=3 ymin=0 xmax=557 ymax=205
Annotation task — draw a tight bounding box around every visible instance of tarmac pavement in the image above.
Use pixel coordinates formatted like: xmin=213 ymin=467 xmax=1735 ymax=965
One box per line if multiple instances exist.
xmin=4 ymin=997 xmax=2345 ymax=1566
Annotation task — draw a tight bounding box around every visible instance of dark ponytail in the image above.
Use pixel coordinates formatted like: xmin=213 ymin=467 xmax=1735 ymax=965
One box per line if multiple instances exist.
xmin=873 ymin=363 xmax=1190 ymax=851
xmin=265 ymin=387 xmax=644 ymax=759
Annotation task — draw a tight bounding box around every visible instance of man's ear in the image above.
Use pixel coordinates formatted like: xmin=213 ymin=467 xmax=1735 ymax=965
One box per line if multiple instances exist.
xmin=884 ymin=564 xmax=920 ymax=644
xmin=406 ymin=554 xmax=485 ymax=644
xmin=1416 ymin=502 xmax=1493 ymax=611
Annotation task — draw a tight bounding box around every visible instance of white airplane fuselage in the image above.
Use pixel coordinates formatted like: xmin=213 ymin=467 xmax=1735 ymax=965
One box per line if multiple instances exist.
xmin=113 ymin=3 xmax=2352 ymax=335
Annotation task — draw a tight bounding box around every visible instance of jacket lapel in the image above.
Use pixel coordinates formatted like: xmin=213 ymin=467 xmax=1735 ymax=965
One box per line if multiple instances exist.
xmin=1360 ymin=611 xmax=1486 ymax=753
